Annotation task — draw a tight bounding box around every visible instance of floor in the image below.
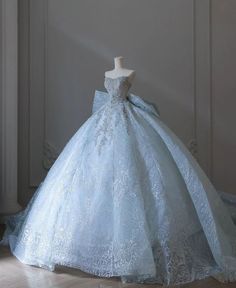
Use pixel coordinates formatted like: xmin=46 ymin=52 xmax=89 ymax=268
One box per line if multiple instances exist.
xmin=1 ymin=226 xmax=236 ymax=288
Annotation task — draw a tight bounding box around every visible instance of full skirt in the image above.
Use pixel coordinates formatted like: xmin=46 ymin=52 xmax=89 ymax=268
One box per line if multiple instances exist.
xmin=2 ymin=91 xmax=236 ymax=285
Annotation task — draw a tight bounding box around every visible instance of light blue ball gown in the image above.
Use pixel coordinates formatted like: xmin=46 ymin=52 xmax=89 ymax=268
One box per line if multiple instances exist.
xmin=2 ymin=76 xmax=236 ymax=285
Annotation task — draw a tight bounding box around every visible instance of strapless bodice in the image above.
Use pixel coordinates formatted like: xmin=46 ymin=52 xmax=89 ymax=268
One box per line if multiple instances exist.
xmin=104 ymin=76 xmax=131 ymax=101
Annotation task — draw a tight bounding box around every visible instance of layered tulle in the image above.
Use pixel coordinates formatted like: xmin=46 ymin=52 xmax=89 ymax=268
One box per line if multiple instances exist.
xmin=2 ymin=89 xmax=236 ymax=285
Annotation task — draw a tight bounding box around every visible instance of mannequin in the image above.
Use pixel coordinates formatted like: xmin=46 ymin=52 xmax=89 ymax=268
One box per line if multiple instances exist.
xmin=105 ymin=56 xmax=136 ymax=83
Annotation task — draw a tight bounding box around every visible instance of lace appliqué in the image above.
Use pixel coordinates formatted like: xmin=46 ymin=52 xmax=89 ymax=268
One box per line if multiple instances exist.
xmin=94 ymin=77 xmax=131 ymax=154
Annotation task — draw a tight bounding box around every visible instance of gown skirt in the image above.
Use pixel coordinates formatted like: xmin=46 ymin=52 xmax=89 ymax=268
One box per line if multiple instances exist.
xmin=2 ymin=77 xmax=236 ymax=285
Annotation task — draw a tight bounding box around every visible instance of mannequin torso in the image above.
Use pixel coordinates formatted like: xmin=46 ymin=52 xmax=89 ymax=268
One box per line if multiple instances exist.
xmin=105 ymin=56 xmax=136 ymax=84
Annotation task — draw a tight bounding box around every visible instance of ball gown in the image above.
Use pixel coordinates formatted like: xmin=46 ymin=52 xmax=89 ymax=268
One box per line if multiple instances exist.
xmin=2 ymin=76 xmax=236 ymax=285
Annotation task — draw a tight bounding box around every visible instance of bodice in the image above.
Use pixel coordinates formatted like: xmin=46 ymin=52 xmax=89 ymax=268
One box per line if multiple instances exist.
xmin=104 ymin=76 xmax=131 ymax=102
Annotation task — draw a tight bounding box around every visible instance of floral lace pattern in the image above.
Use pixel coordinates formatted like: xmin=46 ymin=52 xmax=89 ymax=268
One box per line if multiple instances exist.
xmin=94 ymin=77 xmax=131 ymax=154
xmin=2 ymin=76 xmax=236 ymax=285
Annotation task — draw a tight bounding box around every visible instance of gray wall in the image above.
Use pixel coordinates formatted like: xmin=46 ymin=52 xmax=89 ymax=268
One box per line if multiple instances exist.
xmin=211 ymin=0 xmax=236 ymax=194
xmin=0 ymin=0 xmax=19 ymax=214
xmin=0 ymin=1 xmax=2 ymax=194
xmin=18 ymin=0 xmax=236 ymax=205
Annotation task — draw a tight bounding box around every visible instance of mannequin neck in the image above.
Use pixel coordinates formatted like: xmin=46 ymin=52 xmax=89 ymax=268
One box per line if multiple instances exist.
xmin=114 ymin=57 xmax=124 ymax=70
